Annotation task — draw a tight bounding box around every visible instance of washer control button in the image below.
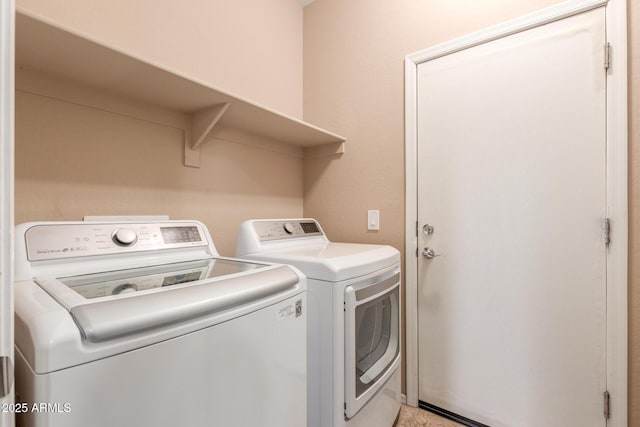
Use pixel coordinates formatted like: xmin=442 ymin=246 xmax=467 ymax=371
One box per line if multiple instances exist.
xmin=112 ymin=229 xmax=138 ymax=246
xmin=283 ymin=222 xmax=296 ymax=234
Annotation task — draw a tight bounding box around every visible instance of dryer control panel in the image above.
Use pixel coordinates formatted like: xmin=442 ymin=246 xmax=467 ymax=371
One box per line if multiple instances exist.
xmin=24 ymin=222 xmax=209 ymax=261
xmin=252 ymin=220 xmax=324 ymax=242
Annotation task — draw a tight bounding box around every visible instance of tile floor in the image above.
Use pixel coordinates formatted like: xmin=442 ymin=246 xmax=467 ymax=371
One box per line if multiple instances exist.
xmin=395 ymin=405 xmax=466 ymax=427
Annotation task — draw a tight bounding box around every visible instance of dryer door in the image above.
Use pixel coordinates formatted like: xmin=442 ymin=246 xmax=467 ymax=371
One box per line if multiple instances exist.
xmin=344 ymin=268 xmax=400 ymax=419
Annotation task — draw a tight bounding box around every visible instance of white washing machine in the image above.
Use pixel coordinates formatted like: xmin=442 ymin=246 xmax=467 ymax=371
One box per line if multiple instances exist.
xmin=236 ymin=218 xmax=401 ymax=427
xmin=14 ymin=219 xmax=307 ymax=427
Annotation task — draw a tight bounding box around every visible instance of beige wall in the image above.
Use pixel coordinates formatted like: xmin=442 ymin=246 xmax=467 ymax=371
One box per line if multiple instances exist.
xmin=303 ymin=0 xmax=640 ymax=420
xmin=14 ymin=88 xmax=304 ymax=255
xmin=16 ymin=0 xmax=303 ymax=118
xmin=14 ymin=0 xmax=305 ymax=255
xmin=13 ymin=0 xmax=640 ymax=421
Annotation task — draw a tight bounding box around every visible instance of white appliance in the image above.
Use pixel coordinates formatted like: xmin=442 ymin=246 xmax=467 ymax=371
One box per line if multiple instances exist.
xmin=13 ymin=219 xmax=307 ymax=427
xmin=236 ymin=218 xmax=401 ymax=427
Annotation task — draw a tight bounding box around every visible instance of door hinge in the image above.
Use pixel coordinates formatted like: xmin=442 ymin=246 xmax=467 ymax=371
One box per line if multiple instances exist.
xmin=416 ymin=221 xmax=419 ymax=237
xmin=415 ymin=247 xmax=418 ymax=257
xmin=603 ymin=217 xmax=611 ymax=246
xmin=604 ymin=390 xmax=610 ymax=419
xmin=604 ymin=43 xmax=611 ymax=70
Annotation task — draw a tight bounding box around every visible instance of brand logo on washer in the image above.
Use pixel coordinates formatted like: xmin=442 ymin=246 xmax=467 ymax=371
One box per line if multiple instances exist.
xmin=295 ymin=300 xmax=302 ymax=317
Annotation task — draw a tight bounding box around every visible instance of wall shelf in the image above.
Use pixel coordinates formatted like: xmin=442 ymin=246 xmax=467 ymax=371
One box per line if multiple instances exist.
xmin=15 ymin=9 xmax=346 ymax=167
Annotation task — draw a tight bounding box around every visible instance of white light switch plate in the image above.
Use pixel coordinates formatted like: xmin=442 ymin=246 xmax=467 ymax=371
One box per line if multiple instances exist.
xmin=367 ymin=210 xmax=380 ymax=230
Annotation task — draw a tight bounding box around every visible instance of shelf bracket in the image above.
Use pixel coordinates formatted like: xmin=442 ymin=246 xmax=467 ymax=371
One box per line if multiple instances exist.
xmin=184 ymin=102 xmax=230 ymax=167
xmin=191 ymin=102 xmax=229 ymax=149
xmin=304 ymin=141 xmax=345 ymax=159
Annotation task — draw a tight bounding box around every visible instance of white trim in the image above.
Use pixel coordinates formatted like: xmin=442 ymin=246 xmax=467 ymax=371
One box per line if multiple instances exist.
xmin=406 ymin=0 xmax=607 ymax=65
xmin=404 ymin=56 xmax=419 ymax=408
xmin=404 ymin=1 xmax=628 ymax=426
xmin=604 ymin=0 xmax=628 ymax=425
xmin=0 ymin=0 xmax=15 ymax=421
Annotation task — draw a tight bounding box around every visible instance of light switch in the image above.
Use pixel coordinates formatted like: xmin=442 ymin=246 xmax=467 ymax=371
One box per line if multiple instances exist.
xmin=367 ymin=210 xmax=380 ymax=230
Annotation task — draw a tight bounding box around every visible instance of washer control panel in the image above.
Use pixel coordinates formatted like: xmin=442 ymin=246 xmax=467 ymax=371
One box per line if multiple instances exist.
xmin=25 ymin=222 xmax=208 ymax=261
xmin=253 ymin=220 xmax=324 ymax=242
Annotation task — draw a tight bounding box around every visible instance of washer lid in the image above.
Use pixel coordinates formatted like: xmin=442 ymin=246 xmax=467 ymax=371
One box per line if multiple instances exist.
xmin=246 ymin=242 xmax=400 ymax=282
xmin=50 ymin=258 xmax=263 ymax=303
xmin=34 ymin=258 xmax=299 ymax=342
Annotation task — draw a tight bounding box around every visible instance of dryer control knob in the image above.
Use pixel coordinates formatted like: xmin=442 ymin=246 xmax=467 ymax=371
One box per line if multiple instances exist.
xmin=112 ymin=228 xmax=138 ymax=246
xmin=283 ymin=222 xmax=296 ymax=234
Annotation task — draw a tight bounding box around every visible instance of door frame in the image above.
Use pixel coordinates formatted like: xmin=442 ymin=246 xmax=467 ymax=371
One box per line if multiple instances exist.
xmin=404 ymin=0 xmax=628 ymax=425
xmin=0 ymin=0 xmax=15 ymax=425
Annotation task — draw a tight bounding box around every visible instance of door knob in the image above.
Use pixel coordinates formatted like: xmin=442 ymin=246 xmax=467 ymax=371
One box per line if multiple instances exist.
xmin=422 ymin=224 xmax=434 ymax=235
xmin=422 ymin=247 xmax=440 ymax=259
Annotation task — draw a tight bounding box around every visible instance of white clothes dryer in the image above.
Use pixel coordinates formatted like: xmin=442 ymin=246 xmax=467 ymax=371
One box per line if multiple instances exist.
xmin=14 ymin=220 xmax=307 ymax=427
xmin=236 ymin=218 xmax=401 ymax=427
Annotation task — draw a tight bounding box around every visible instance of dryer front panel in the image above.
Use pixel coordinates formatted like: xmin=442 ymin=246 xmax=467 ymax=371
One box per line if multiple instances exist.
xmin=344 ymin=268 xmax=401 ymax=419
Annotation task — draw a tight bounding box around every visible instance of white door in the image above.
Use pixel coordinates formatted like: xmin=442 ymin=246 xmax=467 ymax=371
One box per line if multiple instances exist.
xmin=0 ymin=0 xmax=15 ymax=426
xmin=417 ymin=8 xmax=606 ymax=427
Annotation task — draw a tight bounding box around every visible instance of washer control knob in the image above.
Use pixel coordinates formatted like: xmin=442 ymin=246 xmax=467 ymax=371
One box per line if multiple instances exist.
xmin=283 ymin=222 xmax=296 ymax=234
xmin=112 ymin=228 xmax=138 ymax=246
